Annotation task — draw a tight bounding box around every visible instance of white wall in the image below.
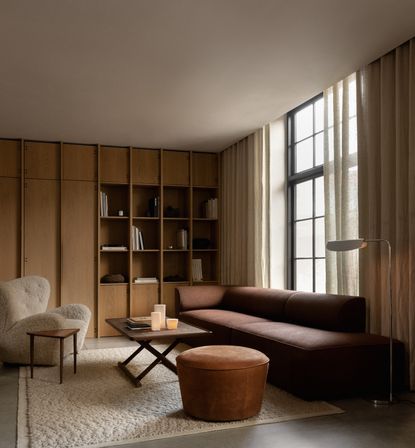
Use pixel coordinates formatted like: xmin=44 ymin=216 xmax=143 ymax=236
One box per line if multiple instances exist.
xmin=269 ymin=117 xmax=287 ymax=289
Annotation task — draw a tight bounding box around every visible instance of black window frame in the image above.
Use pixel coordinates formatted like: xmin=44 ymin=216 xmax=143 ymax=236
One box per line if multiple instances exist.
xmin=287 ymin=93 xmax=325 ymax=291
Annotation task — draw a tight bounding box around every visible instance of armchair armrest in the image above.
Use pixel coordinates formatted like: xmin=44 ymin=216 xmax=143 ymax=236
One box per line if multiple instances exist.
xmin=7 ymin=312 xmax=67 ymax=336
xmin=176 ymin=286 xmax=227 ymax=312
xmin=50 ymin=304 xmax=91 ymax=324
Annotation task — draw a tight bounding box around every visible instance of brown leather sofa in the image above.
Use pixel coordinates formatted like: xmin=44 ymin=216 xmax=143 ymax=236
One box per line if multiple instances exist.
xmin=176 ymin=286 xmax=405 ymax=400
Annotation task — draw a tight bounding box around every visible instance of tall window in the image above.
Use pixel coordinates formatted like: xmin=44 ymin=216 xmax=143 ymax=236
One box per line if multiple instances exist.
xmin=287 ymin=94 xmax=325 ymax=292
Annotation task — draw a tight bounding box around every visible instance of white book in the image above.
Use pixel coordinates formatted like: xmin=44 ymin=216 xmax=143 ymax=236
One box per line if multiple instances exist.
xmin=192 ymin=259 xmax=203 ymax=281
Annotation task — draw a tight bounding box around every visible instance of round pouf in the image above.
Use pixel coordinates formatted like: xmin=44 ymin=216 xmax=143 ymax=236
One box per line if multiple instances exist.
xmin=177 ymin=345 xmax=269 ymax=421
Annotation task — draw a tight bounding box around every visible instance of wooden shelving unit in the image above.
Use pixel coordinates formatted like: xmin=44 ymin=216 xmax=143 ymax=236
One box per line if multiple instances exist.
xmin=0 ymin=138 xmax=219 ymax=338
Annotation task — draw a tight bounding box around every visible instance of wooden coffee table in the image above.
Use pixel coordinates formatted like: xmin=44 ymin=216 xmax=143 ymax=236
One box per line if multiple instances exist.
xmin=106 ymin=318 xmax=210 ymax=387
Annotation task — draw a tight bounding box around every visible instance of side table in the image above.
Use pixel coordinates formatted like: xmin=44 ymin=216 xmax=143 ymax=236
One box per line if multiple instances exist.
xmin=27 ymin=328 xmax=80 ymax=384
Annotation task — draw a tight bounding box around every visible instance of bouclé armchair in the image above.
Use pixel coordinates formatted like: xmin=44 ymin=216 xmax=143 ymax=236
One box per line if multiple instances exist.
xmin=0 ymin=276 xmax=91 ymax=365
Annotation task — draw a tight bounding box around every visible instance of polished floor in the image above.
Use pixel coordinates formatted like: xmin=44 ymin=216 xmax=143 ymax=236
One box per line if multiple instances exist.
xmin=1 ymin=337 xmax=415 ymax=448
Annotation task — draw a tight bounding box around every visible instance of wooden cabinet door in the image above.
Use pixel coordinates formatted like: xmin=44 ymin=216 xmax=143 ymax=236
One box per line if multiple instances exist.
xmin=25 ymin=142 xmax=60 ymax=180
xmin=61 ymin=181 xmax=96 ymax=336
xmin=131 ymin=284 xmax=159 ymax=316
xmin=99 ymin=285 xmax=128 ymax=336
xmin=0 ymin=139 xmax=21 ymax=178
xmin=63 ymin=144 xmax=97 ymax=181
xmin=24 ymin=179 xmax=59 ymax=308
xmin=100 ymin=147 xmax=129 ymax=184
xmin=0 ymin=178 xmax=21 ymax=280
xmin=192 ymin=153 xmax=218 ymax=187
xmin=163 ymin=151 xmax=190 ymax=186
xmin=132 ymin=149 xmax=160 ymax=184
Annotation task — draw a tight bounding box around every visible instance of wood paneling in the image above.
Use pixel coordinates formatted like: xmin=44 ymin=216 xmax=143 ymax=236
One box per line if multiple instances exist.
xmin=192 ymin=153 xmax=218 ymax=187
xmin=163 ymin=151 xmax=189 ymax=185
xmin=132 ymin=149 xmax=160 ymax=184
xmin=100 ymin=147 xmax=129 ymax=183
xmin=99 ymin=285 xmax=128 ymax=336
xmin=61 ymin=181 xmax=96 ymax=337
xmin=25 ymin=142 xmax=60 ymax=180
xmin=0 ymin=178 xmax=20 ymax=280
xmin=24 ymin=179 xmax=60 ymax=308
xmin=131 ymin=284 xmax=159 ymax=316
xmin=162 ymin=282 xmax=189 ymax=317
xmin=0 ymin=140 xmax=21 ymax=178
xmin=63 ymin=144 xmax=97 ymax=181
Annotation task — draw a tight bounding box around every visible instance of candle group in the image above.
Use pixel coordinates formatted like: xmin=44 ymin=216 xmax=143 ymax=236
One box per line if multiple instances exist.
xmin=150 ymin=305 xmax=179 ymax=331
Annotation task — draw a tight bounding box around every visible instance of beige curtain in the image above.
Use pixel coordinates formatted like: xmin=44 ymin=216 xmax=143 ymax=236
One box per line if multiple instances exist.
xmin=220 ymin=127 xmax=270 ymax=287
xmin=357 ymin=38 xmax=415 ymax=388
xmin=324 ymin=73 xmax=359 ymax=295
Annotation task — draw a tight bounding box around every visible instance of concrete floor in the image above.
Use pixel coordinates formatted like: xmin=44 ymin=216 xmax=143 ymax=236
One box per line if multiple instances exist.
xmin=1 ymin=337 xmax=415 ymax=448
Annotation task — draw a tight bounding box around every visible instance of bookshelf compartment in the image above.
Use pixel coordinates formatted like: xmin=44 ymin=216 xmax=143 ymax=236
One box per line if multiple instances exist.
xmin=163 ymin=150 xmax=190 ymax=186
xmin=132 ymin=186 xmax=160 ymax=217
xmin=193 ymin=221 xmax=217 ymax=249
xmin=163 ymin=220 xmax=189 ymax=250
xmin=100 ymin=185 xmax=129 ymax=217
xmin=132 ymin=220 xmax=159 ymax=250
xmin=132 ymin=252 xmax=159 ymax=281
xmin=132 ymin=148 xmax=160 ymax=185
xmin=192 ymin=153 xmax=218 ymax=187
xmin=192 ymin=252 xmax=217 ymax=283
xmin=163 ymin=252 xmax=189 ymax=282
xmin=99 ymin=252 xmax=129 ymax=283
xmin=100 ymin=220 xmax=129 ymax=247
xmin=131 ymin=284 xmax=159 ymax=317
xmin=100 ymin=146 xmax=129 ymax=184
xmin=164 ymin=187 xmax=189 ymax=218
xmin=192 ymin=188 xmax=218 ymax=219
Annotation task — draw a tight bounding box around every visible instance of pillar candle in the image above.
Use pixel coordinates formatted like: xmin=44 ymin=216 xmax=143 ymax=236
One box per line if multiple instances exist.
xmin=151 ymin=311 xmax=161 ymax=331
xmin=154 ymin=304 xmax=166 ymax=329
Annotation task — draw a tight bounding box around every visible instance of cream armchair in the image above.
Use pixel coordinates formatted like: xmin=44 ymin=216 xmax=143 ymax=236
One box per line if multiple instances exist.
xmin=0 ymin=276 xmax=91 ymax=365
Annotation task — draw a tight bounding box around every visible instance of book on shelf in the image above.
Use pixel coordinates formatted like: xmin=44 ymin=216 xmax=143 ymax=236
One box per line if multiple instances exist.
xmin=131 ymin=226 xmax=145 ymax=250
xmin=133 ymin=277 xmax=158 ymax=284
xmin=101 ymin=244 xmax=128 ymax=251
xmin=192 ymin=258 xmax=203 ymax=281
xmin=100 ymin=191 xmax=109 ymax=217
xmin=203 ymin=198 xmax=218 ymax=219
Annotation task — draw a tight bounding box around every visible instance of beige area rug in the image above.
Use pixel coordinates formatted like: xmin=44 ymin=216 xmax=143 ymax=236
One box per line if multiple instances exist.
xmin=17 ymin=345 xmax=343 ymax=448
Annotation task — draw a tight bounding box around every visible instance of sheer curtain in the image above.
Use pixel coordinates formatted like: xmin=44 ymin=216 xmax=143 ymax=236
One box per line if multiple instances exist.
xmin=324 ymin=73 xmax=359 ymax=295
xmin=357 ymin=38 xmax=415 ymax=389
xmin=220 ymin=127 xmax=270 ymax=287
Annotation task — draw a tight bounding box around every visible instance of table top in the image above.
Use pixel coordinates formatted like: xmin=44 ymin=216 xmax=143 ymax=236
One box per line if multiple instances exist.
xmin=27 ymin=328 xmax=80 ymax=338
xmin=105 ymin=318 xmax=210 ymax=341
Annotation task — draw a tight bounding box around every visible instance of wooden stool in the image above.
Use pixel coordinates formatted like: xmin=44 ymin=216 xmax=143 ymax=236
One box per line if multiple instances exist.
xmin=27 ymin=328 xmax=80 ymax=384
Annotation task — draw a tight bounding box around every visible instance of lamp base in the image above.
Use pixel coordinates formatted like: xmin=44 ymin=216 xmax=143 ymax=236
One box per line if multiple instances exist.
xmin=371 ymin=397 xmax=397 ymax=407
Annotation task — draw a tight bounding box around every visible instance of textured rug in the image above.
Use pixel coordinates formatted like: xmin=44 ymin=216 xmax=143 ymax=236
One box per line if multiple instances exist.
xmin=17 ymin=345 xmax=343 ymax=448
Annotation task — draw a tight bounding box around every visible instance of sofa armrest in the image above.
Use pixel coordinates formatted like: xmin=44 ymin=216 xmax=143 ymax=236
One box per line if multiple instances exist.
xmin=175 ymin=286 xmax=227 ymax=312
xmin=285 ymin=292 xmax=366 ymax=332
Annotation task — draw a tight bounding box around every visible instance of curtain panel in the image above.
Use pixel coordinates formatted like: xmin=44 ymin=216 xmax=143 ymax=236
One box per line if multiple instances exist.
xmin=324 ymin=73 xmax=359 ymax=295
xmin=357 ymin=38 xmax=415 ymax=388
xmin=220 ymin=127 xmax=270 ymax=287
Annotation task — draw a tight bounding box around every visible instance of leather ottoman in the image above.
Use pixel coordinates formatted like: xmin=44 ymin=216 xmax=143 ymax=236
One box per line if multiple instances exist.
xmin=176 ymin=345 xmax=269 ymax=421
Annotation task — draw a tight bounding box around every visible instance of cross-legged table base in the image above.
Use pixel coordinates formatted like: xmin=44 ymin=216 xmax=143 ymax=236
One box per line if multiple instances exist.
xmin=118 ymin=339 xmax=180 ymax=387
xmin=27 ymin=328 xmax=80 ymax=384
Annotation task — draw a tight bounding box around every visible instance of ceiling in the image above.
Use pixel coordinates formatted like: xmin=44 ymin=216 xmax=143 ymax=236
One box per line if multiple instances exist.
xmin=0 ymin=0 xmax=414 ymax=152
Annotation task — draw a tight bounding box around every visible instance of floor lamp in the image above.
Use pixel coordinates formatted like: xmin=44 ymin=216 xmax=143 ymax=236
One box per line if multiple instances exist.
xmin=326 ymin=238 xmax=394 ymax=405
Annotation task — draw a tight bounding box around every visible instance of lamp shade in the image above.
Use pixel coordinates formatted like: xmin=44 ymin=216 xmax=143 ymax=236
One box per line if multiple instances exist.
xmin=326 ymin=239 xmax=367 ymax=252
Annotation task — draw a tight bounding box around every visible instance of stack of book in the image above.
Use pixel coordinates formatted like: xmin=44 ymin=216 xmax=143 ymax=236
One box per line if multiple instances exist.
xmin=204 ymin=198 xmax=218 ymax=219
xmin=100 ymin=191 xmax=109 ymax=217
xmin=132 ymin=226 xmax=144 ymax=250
xmin=192 ymin=258 xmax=203 ymax=281
xmin=126 ymin=316 xmax=151 ymax=331
xmin=101 ymin=244 xmax=128 ymax=251
xmin=133 ymin=277 xmax=158 ymax=284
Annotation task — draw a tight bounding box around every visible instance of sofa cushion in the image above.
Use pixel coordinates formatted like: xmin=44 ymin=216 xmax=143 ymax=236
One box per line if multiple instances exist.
xmin=176 ymin=286 xmax=227 ymax=311
xmin=285 ymin=292 xmax=366 ymax=332
xmin=180 ymin=309 xmax=270 ymax=328
xmin=231 ymin=321 xmax=388 ymax=350
xmin=221 ymin=287 xmax=295 ymax=321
